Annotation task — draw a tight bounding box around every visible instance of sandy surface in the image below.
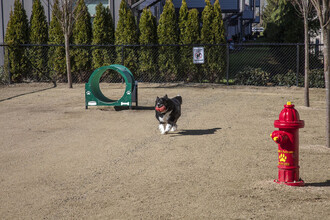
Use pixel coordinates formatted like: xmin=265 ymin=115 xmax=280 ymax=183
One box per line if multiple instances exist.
xmin=0 ymin=83 xmax=329 ymax=219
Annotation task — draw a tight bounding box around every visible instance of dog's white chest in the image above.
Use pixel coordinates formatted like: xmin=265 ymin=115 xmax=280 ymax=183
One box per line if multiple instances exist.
xmin=158 ymin=112 xmax=170 ymax=123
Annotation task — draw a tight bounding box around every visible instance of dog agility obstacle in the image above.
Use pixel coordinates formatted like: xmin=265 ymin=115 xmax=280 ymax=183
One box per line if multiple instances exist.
xmin=85 ymin=64 xmax=138 ymax=109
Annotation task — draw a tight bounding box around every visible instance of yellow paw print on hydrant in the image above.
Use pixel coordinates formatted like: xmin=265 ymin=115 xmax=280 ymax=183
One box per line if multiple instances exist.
xmin=279 ymin=154 xmax=287 ymax=162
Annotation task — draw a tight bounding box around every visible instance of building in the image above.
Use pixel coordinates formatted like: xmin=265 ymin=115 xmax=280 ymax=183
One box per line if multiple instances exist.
xmin=172 ymin=0 xmax=260 ymax=42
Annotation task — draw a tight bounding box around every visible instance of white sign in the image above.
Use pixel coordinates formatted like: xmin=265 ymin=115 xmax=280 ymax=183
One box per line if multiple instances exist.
xmin=193 ymin=47 xmax=204 ymax=64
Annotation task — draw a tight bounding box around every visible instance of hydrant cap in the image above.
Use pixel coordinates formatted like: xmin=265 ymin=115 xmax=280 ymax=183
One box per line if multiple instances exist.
xmin=274 ymin=102 xmax=304 ymax=129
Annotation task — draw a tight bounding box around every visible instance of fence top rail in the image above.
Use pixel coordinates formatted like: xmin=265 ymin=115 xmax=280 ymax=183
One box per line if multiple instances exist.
xmin=0 ymin=43 xmax=324 ymax=47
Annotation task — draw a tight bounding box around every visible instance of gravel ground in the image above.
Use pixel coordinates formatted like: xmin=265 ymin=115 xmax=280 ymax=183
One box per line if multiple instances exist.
xmin=0 ymin=83 xmax=329 ymax=219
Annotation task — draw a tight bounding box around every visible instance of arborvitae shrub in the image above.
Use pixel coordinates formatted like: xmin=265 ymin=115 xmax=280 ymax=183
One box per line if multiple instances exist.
xmin=210 ymin=0 xmax=226 ymax=82
xmin=157 ymin=0 xmax=179 ymax=81
xmin=138 ymin=8 xmax=157 ymax=81
xmin=92 ymin=3 xmax=115 ymax=69
xmin=115 ymin=0 xmax=138 ymax=75
xmin=181 ymin=9 xmax=200 ymax=82
xmin=4 ymin=0 xmax=29 ymax=82
xmin=48 ymin=0 xmax=66 ymax=81
xmin=72 ymin=0 xmax=92 ymax=82
xmin=179 ymin=0 xmax=188 ymax=45
xmin=29 ymin=0 xmax=48 ymax=79
xmin=200 ymin=0 xmax=214 ymax=82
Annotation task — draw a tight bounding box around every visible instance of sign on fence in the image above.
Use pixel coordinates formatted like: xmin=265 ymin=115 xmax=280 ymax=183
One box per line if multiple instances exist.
xmin=193 ymin=47 xmax=204 ymax=64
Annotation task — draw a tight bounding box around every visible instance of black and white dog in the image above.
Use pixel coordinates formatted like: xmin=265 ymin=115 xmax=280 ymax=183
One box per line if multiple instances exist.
xmin=155 ymin=95 xmax=182 ymax=134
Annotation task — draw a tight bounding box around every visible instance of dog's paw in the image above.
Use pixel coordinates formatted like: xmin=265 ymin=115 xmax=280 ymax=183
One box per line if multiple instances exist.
xmin=170 ymin=125 xmax=177 ymax=132
xmin=158 ymin=124 xmax=165 ymax=133
xmin=164 ymin=124 xmax=172 ymax=133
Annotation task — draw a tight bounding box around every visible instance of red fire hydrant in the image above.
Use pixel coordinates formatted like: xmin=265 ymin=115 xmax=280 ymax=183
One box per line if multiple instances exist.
xmin=270 ymin=101 xmax=305 ymax=186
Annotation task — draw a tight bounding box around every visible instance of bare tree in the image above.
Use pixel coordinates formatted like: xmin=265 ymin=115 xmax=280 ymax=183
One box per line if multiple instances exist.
xmin=291 ymin=0 xmax=313 ymax=107
xmin=46 ymin=0 xmax=84 ymax=88
xmin=310 ymin=0 xmax=330 ymax=148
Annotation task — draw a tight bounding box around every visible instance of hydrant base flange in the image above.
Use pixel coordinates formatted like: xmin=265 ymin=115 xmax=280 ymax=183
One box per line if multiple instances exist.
xmin=274 ymin=179 xmax=305 ymax=186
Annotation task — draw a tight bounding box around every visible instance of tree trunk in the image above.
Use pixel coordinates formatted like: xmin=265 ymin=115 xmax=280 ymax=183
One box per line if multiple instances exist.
xmin=304 ymin=10 xmax=310 ymax=107
xmin=322 ymin=28 xmax=330 ymax=148
xmin=65 ymin=34 xmax=72 ymax=88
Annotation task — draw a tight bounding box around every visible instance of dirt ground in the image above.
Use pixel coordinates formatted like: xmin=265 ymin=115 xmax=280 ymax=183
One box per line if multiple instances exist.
xmin=0 ymin=83 xmax=329 ymax=219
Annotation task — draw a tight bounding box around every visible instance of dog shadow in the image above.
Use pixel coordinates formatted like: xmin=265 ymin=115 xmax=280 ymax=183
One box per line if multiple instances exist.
xmin=113 ymin=106 xmax=154 ymax=111
xmin=172 ymin=128 xmax=221 ymax=136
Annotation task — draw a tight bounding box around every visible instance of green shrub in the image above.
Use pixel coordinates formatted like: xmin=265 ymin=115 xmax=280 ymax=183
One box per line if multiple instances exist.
xmin=179 ymin=0 xmax=188 ymax=45
xmin=72 ymin=0 xmax=92 ymax=82
xmin=181 ymin=8 xmax=200 ymax=82
xmin=0 ymin=66 xmax=6 ymax=84
xmin=92 ymin=3 xmax=115 ymax=69
xmin=200 ymin=0 xmax=214 ymax=82
xmin=273 ymin=69 xmax=323 ymax=88
xmin=210 ymin=0 xmax=226 ymax=82
xmin=138 ymin=8 xmax=157 ymax=81
xmin=157 ymin=0 xmax=179 ymax=81
xmin=4 ymin=0 xmax=29 ymax=82
xmin=309 ymin=69 xmax=325 ymax=88
xmin=273 ymin=70 xmax=303 ymax=87
xmin=29 ymin=0 xmax=48 ymax=80
xmin=115 ymin=0 xmax=138 ymax=74
xmin=48 ymin=0 xmax=66 ymax=81
xmin=235 ymin=66 xmax=270 ymax=86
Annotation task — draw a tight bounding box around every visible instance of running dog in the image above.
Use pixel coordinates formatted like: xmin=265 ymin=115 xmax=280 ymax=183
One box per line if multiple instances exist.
xmin=155 ymin=95 xmax=182 ymax=134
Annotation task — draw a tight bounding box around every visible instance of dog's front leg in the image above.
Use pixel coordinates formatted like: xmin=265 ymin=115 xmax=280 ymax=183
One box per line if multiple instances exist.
xmin=159 ymin=122 xmax=166 ymax=134
xmin=164 ymin=123 xmax=173 ymax=134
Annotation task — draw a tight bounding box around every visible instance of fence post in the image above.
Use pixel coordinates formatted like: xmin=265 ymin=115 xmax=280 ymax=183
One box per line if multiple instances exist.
xmin=226 ymin=43 xmax=229 ymax=85
xmin=296 ymin=44 xmax=299 ymax=87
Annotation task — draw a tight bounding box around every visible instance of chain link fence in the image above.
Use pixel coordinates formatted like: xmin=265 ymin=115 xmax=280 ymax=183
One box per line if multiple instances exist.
xmin=0 ymin=43 xmax=325 ymax=87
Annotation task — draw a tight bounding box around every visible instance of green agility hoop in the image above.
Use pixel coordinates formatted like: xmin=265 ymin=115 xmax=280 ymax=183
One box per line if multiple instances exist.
xmin=85 ymin=64 xmax=138 ymax=109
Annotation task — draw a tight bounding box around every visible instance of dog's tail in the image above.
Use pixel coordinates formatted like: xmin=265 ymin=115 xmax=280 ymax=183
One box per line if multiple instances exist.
xmin=176 ymin=95 xmax=182 ymax=104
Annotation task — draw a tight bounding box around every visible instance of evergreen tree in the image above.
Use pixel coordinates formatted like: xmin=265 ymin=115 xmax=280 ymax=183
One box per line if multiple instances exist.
xmin=4 ymin=0 xmax=29 ymax=82
xmin=263 ymin=0 xmax=303 ymax=43
xmin=210 ymin=0 xmax=226 ymax=82
xmin=138 ymin=8 xmax=157 ymax=81
xmin=48 ymin=0 xmax=66 ymax=81
xmin=92 ymin=3 xmax=115 ymax=69
xmin=179 ymin=0 xmax=188 ymax=44
xmin=115 ymin=0 xmax=139 ymax=74
xmin=157 ymin=0 xmax=179 ymax=80
xmin=29 ymin=0 xmax=48 ymax=79
xmin=263 ymin=0 xmax=279 ymax=27
xmin=184 ymin=9 xmax=200 ymax=44
xmin=72 ymin=0 xmax=92 ymax=82
xmin=200 ymin=0 xmax=214 ymax=82
xmin=200 ymin=0 xmax=214 ymax=44
xmin=181 ymin=9 xmax=200 ymax=82
xmin=105 ymin=7 xmax=115 ymax=45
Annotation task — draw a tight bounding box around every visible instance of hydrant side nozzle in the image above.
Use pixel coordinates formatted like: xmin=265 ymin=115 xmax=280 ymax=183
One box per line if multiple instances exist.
xmin=271 ymin=131 xmax=289 ymax=144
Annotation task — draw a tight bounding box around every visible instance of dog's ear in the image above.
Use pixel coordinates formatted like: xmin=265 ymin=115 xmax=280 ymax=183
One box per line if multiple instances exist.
xmin=164 ymin=94 xmax=168 ymax=99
